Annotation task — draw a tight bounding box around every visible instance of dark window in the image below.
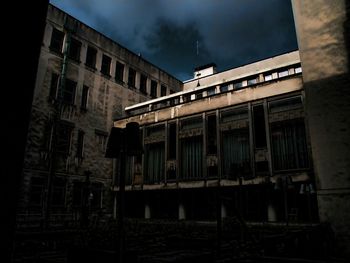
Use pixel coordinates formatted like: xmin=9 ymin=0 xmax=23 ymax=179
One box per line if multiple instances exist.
xmin=247 ymin=76 xmax=258 ymax=85
xmin=90 ymin=183 xmax=103 ymax=209
xmin=220 ymin=84 xmax=229 ymax=92
xmin=168 ymin=123 xmax=177 ymax=159
xmin=221 ymin=107 xmax=248 ymax=122
xmin=253 ymin=105 xmax=267 ymax=148
xmin=145 ymin=142 xmax=165 ymax=184
xmin=29 ymin=177 xmax=45 ymax=207
xmin=161 ymin=85 xmax=167 ymax=96
xmin=101 ymin=54 xmax=111 ymax=76
xmin=81 ymin=85 xmax=89 ymax=110
xmin=115 ymin=62 xmax=124 ymax=83
xmin=181 ymin=136 xmax=203 ymax=180
xmin=72 ymin=181 xmax=84 ymax=207
xmin=49 ymin=28 xmax=64 ymax=53
xmin=56 ymin=122 xmax=73 ymax=155
xmin=76 ymin=130 xmax=85 ymax=158
xmin=61 ymin=79 xmax=76 ymax=105
xmin=95 ymin=130 xmax=108 ymax=152
xmin=207 ymin=87 xmax=216 ymax=96
xmin=269 ymin=97 xmax=302 ymax=113
xmin=49 ymin=73 xmax=59 ymax=99
xmin=85 ymin=46 xmax=97 ymax=69
xmin=68 ymin=38 xmax=81 ymax=62
xmin=52 ymin=177 xmax=66 ymax=207
xmin=207 ymin=115 xmax=217 ymax=154
xmin=150 ymin=80 xmax=157 ymax=98
xmin=233 ymin=81 xmax=243 ymax=89
xmin=221 ymin=129 xmax=250 ymax=179
xmin=271 ymin=120 xmax=309 ymax=171
xmin=140 ymin=74 xmax=147 ymax=94
xmin=128 ymin=68 xmax=136 ymax=88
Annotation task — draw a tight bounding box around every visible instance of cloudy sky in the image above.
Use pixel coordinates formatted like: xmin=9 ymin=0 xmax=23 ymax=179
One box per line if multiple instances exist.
xmin=49 ymin=0 xmax=298 ymax=81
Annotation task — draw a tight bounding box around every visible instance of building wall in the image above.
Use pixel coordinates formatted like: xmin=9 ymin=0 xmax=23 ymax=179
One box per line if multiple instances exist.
xmin=17 ymin=4 xmax=182 ymax=225
xmin=292 ymin=0 xmax=350 ymax=257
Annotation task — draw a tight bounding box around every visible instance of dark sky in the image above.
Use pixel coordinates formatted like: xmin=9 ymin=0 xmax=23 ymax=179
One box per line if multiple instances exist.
xmin=50 ymin=0 xmax=298 ymax=81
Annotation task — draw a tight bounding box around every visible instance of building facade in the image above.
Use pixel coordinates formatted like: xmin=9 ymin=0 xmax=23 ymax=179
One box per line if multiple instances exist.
xmin=113 ymin=50 xmax=319 ymax=223
xmin=16 ymin=4 xmax=182 ymax=228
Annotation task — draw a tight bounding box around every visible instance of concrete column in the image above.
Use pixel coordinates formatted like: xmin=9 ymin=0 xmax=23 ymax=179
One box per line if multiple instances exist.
xmin=179 ymin=203 xmax=186 ymax=220
xmin=145 ymin=204 xmax=151 ymax=219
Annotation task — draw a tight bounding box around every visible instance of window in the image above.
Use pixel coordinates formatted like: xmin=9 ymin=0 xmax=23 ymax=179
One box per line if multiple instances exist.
xmin=269 ymin=97 xmax=302 ymax=113
xmin=61 ymin=79 xmax=76 ymax=105
xmin=115 ymin=62 xmax=124 ymax=83
xmin=81 ymin=85 xmax=89 ymax=110
xmin=49 ymin=28 xmax=64 ymax=53
xmin=140 ymin=74 xmax=147 ymax=94
xmin=168 ymin=123 xmax=177 ymax=160
xmin=72 ymin=181 xmax=84 ymax=207
xmin=85 ymin=46 xmax=97 ymax=69
xmin=56 ymin=121 xmax=73 ymax=155
xmin=295 ymin=65 xmax=302 ymax=74
xmin=161 ymin=85 xmax=167 ymax=96
xmin=247 ymin=76 xmax=258 ymax=86
xmin=207 ymin=115 xmax=217 ymax=154
xmin=101 ymin=54 xmax=111 ymax=76
xmin=221 ymin=129 xmax=250 ymax=179
xmin=68 ymin=38 xmax=81 ymax=62
xmin=145 ymin=142 xmax=165 ymax=184
xmin=150 ymin=80 xmax=157 ymax=98
xmin=49 ymin=73 xmax=59 ymax=99
xmin=221 ymin=107 xmax=248 ymax=122
xmin=278 ymin=69 xmax=289 ymax=78
xmin=52 ymin=177 xmax=66 ymax=207
xmin=271 ymin=119 xmax=309 ymax=170
xmin=95 ymin=129 xmax=108 ymax=152
xmin=253 ymin=105 xmax=267 ymax=148
xmin=76 ymin=130 xmax=85 ymax=158
xmin=207 ymin=87 xmax=216 ymax=96
xmin=264 ymin=73 xmax=273 ymax=81
xmin=128 ymin=68 xmax=136 ymax=88
xmin=220 ymin=84 xmax=229 ymax=92
xmin=90 ymin=183 xmax=103 ymax=209
xmin=233 ymin=81 xmax=243 ymax=89
xmin=29 ymin=177 xmax=45 ymax=207
xmin=180 ymin=117 xmax=203 ymax=180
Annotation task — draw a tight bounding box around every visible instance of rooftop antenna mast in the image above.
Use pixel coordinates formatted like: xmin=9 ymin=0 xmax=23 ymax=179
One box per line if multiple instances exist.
xmin=196 ymin=40 xmax=201 ymax=86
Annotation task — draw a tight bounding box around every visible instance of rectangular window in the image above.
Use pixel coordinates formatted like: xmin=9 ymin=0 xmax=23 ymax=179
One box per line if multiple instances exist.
xmin=95 ymin=129 xmax=108 ymax=152
xmin=115 ymin=62 xmax=124 ymax=83
xmin=90 ymin=183 xmax=103 ymax=209
xmin=161 ymin=85 xmax=167 ymax=96
xmin=220 ymin=84 xmax=229 ymax=92
xmin=207 ymin=87 xmax=216 ymax=96
xmin=207 ymin=115 xmax=217 ymax=154
xmin=128 ymin=68 xmax=136 ymax=88
xmin=56 ymin=121 xmax=73 ymax=155
xmin=221 ymin=107 xmax=248 ymax=122
xmin=140 ymin=74 xmax=147 ymax=94
xmin=271 ymin=120 xmax=309 ymax=170
xmin=49 ymin=28 xmax=64 ymax=53
xmin=168 ymin=122 xmax=177 ymax=160
xmin=150 ymin=80 xmax=157 ymax=98
xmin=269 ymin=97 xmax=302 ymax=113
xmin=233 ymin=81 xmax=243 ymax=89
xmin=76 ymin=130 xmax=85 ymax=158
xmin=85 ymin=46 xmax=97 ymax=69
xmin=49 ymin=73 xmax=59 ymax=99
xmin=61 ymin=79 xmax=76 ymax=105
xmin=145 ymin=142 xmax=165 ymax=184
xmin=181 ymin=136 xmax=203 ymax=180
xmin=81 ymin=85 xmax=89 ymax=110
xmin=295 ymin=65 xmax=302 ymax=74
xmin=68 ymin=38 xmax=81 ymax=62
xmin=278 ymin=69 xmax=289 ymax=78
xmin=253 ymin=105 xmax=267 ymax=148
xmin=221 ymin=129 xmax=250 ymax=179
xmin=51 ymin=177 xmax=66 ymax=207
xmin=247 ymin=76 xmax=258 ymax=86
xmin=29 ymin=177 xmax=45 ymax=207
xmin=101 ymin=54 xmax=111 ymax=76
xmin=72 ymin=181 xmax=84 ymax=207
xmin=264 ymin=74 xmax=273 ymax=81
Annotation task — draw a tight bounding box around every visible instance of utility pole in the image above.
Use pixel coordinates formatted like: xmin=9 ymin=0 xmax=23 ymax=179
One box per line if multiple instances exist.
xmin=105 ymin=122 xmax=143 ymax=263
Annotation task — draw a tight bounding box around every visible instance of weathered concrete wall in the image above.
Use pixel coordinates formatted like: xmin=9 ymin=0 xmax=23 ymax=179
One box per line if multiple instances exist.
xmin=292 ymin=0 xmax=350 ymax=257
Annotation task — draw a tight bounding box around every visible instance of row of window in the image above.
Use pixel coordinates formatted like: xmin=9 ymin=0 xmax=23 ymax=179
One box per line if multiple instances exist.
xmin=49 ymin=27 xmax=173 ymax=98
xmin=125 ymin=96 xmax=308 ymax=184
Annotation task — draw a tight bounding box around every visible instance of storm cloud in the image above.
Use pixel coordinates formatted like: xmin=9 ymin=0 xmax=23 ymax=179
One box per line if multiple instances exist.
xmin=50 ymin=0 xmax=298 ymax=81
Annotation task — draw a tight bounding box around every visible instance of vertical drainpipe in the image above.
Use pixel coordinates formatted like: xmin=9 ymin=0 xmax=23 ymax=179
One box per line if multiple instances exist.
xmin=43 ymin=16 xmax=72 ymax=229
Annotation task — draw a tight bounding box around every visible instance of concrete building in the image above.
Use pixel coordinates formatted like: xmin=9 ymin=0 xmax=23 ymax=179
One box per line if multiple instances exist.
xmin=16 ymin=4 xmax=182 ymax=228
xmin=292 ymin=0 xmax=350 ymax=257
xmin=114 ymin=50 xmax=319 ymax=224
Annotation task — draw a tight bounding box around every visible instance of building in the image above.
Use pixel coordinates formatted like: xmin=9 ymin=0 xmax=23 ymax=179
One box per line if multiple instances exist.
xmin=113 ymin=50 xmax=319 ymax=224
xmin=16 ymin=4 xmax=182 ymax=228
